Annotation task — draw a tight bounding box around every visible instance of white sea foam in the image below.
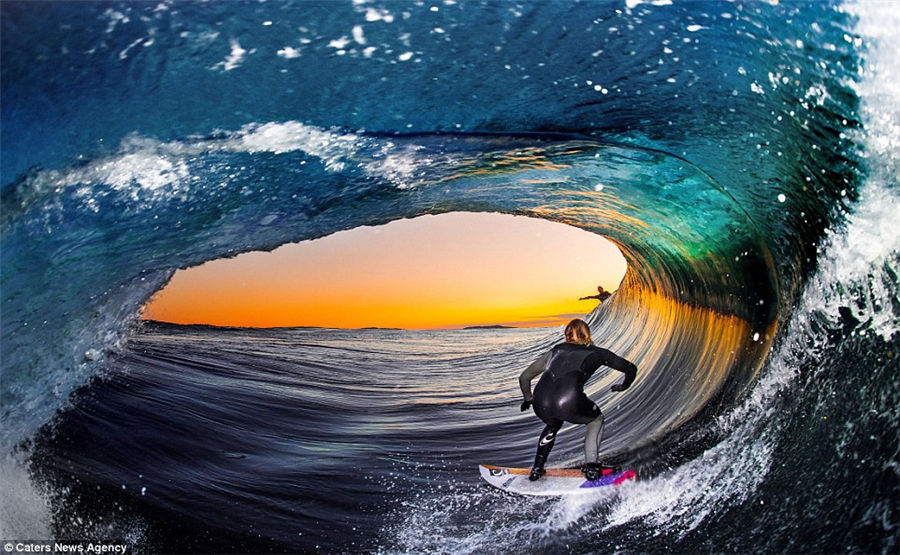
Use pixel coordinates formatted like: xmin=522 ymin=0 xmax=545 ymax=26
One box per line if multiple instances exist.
xmin=102 ymin=8 xmax=130 ymax=34
xmin=363 ymin=7 xmax=395 ymax=23
xmin=230 ymin=122 xmax=361 ymax=172
xmin=0 ymin=455 xmax=51 ymax=540
xmin=277 ymin=46 xmax=302 ymax=59
xmin=625 ymin=0 xmax=673 ymax=11
xmin=328 ymin=36 xmax=352 ymax=50
xmin=212 ymin=38 xmax=248 ymax=71
xmin=827 ymin=0 xmax=900 ymax=339
xmin=352 ymin=25 xmax=367 ymax=45
xmin=10 ymin=122 xmax=372 ymax=218
xmin=366 ymin=150 xmax=424 ymax=186
xmin=13 ymin=121 xmax=453 ymax=217
xmin=27 ymin=146 xmax=192 ymax=209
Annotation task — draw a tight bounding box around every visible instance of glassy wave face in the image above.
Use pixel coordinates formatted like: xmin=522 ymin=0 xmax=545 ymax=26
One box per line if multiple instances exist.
xmin=2 ymin=1 xmax=897 ymax=553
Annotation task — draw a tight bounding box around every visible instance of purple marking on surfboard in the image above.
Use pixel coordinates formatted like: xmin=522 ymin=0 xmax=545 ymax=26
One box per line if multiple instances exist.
xmin=579 ymin=471 xmax=627 ymax=488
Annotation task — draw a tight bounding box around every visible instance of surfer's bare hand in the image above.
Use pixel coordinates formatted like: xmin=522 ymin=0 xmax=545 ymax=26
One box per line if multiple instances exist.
xmin=610 ymin=384 xmax=627 ymax=392
xmin=520 ymin=400 xmax=532 ymax=411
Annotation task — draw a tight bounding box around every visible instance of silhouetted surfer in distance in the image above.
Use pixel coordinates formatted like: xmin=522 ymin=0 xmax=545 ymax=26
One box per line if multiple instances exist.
xmin=579 ymin=285 xmax=612 ymax=302
xmin=518 ymin=319 xmax=636 ymax=481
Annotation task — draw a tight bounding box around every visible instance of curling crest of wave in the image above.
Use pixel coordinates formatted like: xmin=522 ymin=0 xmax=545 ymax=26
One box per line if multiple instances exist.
xmin=207 ymin=122 xmax=454 ymax=188
xmin=6 ymin=121 xmax=452 ymax=219
xmin=600 ymin=2 xmax=900 ymax=534
xmin=601 ymin=169 xmax=898 ymax=537
xmin=11 ymin=123 xmax=354 ymax=199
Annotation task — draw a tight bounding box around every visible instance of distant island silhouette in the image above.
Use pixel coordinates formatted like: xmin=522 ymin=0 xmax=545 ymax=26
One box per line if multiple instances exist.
xmin=143 ymin=319 xmax=523 ymax=332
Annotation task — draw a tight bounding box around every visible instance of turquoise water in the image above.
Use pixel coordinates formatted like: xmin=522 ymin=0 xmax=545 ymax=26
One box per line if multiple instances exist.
xmin=2 ymin=1 xmax=898 ymax=552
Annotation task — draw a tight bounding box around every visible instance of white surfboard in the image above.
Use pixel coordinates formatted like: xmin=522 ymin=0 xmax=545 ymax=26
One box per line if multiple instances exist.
xmin=479 ymin=464 xmax=637 ymax=496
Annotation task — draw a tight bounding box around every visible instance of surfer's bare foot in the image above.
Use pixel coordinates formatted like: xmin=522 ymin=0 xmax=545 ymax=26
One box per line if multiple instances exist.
xmin=528 ymin=466 xmax=545 ymax=481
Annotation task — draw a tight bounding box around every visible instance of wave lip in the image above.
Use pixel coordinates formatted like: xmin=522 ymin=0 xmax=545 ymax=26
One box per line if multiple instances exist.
xmin=2 ymin=128 xmax=779 ymax=459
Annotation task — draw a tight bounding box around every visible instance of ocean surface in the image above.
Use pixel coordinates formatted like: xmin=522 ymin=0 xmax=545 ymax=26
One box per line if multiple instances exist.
xmin=1 ymin=0 xmax=898 ymax=553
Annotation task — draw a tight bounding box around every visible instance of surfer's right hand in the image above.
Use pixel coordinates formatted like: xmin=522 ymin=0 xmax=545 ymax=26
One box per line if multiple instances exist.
xmin=520 ymin=400 xmax=532 ymax=412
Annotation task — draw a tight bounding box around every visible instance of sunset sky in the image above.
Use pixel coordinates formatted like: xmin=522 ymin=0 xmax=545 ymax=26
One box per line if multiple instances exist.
xmin=142 ymin=212 xmax=627 ymax=329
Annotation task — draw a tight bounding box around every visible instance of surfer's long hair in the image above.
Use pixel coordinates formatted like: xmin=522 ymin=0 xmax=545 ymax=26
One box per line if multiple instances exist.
xmin=564 ymin=319 xmax=593 ymax=345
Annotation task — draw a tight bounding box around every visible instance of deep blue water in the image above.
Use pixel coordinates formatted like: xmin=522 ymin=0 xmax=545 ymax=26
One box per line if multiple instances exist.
xmin=1 ymin=1 xmax=898 ymax=553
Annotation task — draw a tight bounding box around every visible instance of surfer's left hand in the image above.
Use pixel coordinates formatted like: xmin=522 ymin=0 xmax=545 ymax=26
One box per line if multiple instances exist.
xmin=610 ymin=384 xmax=628 ymax=392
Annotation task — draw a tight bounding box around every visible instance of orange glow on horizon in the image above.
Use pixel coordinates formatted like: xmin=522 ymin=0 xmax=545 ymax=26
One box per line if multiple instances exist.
xmin=141 ymin=212 xmax=628 ymax=329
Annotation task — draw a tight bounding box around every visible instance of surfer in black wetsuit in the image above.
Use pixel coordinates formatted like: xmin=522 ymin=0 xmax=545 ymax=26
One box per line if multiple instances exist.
xmin=579 ymin=285 xmax=612 ymax=303
xmin=519 ymin=318 xmax=636 ymax=481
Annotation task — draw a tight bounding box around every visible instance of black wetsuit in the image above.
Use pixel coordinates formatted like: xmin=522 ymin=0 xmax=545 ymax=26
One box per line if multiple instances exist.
xmin=519 ymin=342 xmax=637 ymax=469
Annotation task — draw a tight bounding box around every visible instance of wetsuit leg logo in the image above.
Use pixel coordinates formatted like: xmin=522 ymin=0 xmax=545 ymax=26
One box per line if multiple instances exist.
xmin=540 ymin=431 xmax=556 ymax=446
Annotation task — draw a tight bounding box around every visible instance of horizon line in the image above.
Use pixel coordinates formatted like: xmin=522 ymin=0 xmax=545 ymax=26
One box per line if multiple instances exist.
xmin=139 ymin=316 xmax=580 ymax=332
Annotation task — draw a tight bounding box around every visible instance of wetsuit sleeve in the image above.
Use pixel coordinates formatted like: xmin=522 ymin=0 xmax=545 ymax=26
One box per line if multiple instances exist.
xmin=519 ymin=351 xmax=551 ymax=402
xmin=593 ymin=347 xmax=637 ymax=390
